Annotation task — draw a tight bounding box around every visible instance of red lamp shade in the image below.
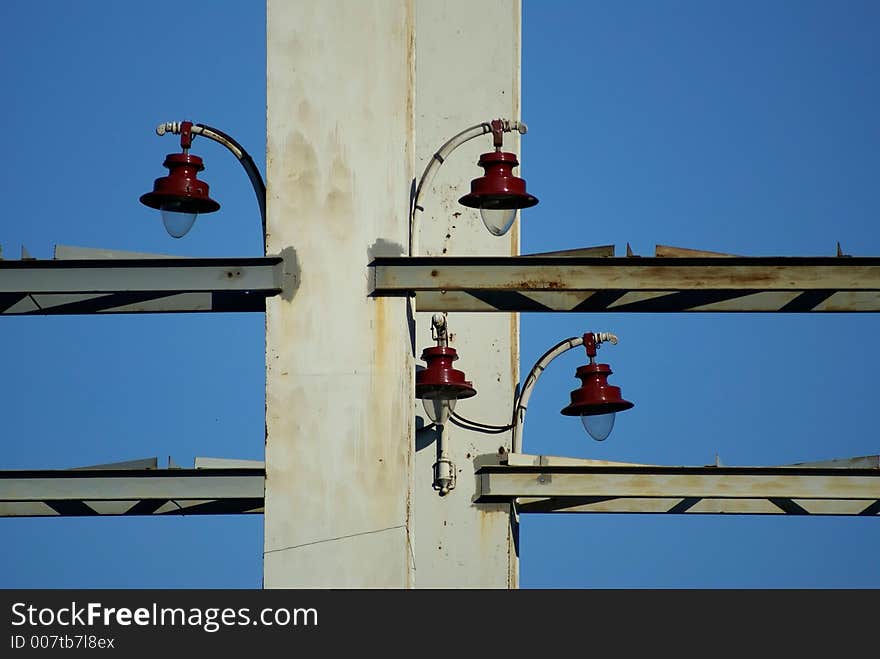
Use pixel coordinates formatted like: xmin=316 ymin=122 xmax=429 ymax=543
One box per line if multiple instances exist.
xmin=140 ymin=152 xmax=220 ymax=215
xmin=415 ymin=346 xmax=477 ymax=401
xmin=560 ymin=363 xmax=634 ymax=417
xmin=458 ymin=151 xmax=538 ymax=212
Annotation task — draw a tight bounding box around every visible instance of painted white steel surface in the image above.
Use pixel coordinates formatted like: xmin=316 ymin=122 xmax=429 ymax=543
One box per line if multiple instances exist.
xmin=479 ymin=471 xmax=880 ymax=499
xmin=412 ymin=0 xmax=520 ymax=587
xmin=264 ymin=1 xmax=415 ymax=587
xmin=0 ymin=260 xmax=280 ymax=293
xmin=0 ymin=473 xmax=263 ymax=500
xmin=373 ymin=259 xmax=880 ymax=291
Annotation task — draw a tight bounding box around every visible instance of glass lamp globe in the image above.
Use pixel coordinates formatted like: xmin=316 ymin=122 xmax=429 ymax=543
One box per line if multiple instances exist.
xmin=422 ymin=397 xmax=457 ymax=425
xmin=581 ymin=412 xmax=616 ymax=442
xmin=161 ymin=209 xmax=198 ymax=238
xmin=480 ymin=207 xmax=517 ymax=236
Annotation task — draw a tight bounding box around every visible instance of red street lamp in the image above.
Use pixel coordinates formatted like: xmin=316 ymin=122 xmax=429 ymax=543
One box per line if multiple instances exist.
xmin=140 ymin=121 xmax=219 ymax=240
xmin=415 ymin=314 xmax=476 ymax=425
xmin=458 ymin=123 xmax=538 ymax=236
xmin=512 ymin=331 xmax=633 ymax=451
xmin=409 ymin=118 xmax=538 ymax=255
xmin=559 ymin=332 xmax=634 ymax=441
xmin=414 ymin=314 xmax=476 ymax=495
xmin=140 ymin=121 xmax=267 ymax=254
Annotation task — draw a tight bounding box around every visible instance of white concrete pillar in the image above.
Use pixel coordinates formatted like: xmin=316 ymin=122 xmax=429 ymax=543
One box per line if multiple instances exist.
xmin=264 ymin=0 xmax=521 ymax=588
xmin=264 ymin=0 xmax=416 ymax=587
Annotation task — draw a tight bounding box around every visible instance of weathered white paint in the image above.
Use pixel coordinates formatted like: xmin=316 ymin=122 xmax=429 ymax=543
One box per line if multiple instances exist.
xmin=264 ymin=0 xmax=521 ymax=587
xmin=412 ymin=0 xmax=520 ymax=587
xmin=264 ymin=0 xmax=416 ymax=587
xmin=478 ymin=471 xmax=880 ymax=500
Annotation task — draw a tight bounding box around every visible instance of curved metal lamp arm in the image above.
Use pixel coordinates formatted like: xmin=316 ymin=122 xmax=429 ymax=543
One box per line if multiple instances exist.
xmin=511 ymin=336 xmax=583 ymax=454
xmin=409 ymin=118 xmax=527 ymax=257
xmin=511 ymin=332 xmax=619 ymax=454
xmin=156 ymin=121 xmax=267 ymax=256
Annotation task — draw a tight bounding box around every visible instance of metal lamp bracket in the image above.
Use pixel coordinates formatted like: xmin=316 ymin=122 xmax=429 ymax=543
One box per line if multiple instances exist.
xmin=433 ymin=457 xmax=456 ymax=495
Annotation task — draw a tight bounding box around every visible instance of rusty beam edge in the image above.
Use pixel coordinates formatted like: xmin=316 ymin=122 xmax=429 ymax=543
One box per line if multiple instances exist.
xmin=0 ymin=256 xmax=283 ymax=269
xmin=369 ymin=256 xmax=880 ymax=267
xmin=372 ymin=265 xmax=880 ymax=292
xmin=474 ymin=465 xmax=880 ymax=477
xmin=475 ymin=470 xmax=880 ymax=502
xmin=0 ymin=264 xmax=284 ymax=295
xmin=0 ymin=470 xmax=266 ymax=502
xmin=0 ymin=468 xmax=265 ymax=479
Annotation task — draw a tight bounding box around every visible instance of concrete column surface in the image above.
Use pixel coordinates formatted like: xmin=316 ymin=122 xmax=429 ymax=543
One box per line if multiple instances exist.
xmin=264 ymin=0 xmax=416 ymax=588
xmin=264 ymin=0 xmax=521 ymax=588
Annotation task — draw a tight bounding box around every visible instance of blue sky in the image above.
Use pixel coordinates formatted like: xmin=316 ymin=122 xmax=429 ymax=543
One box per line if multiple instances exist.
xmin=2 ymin=1 xmax=879 ymax=588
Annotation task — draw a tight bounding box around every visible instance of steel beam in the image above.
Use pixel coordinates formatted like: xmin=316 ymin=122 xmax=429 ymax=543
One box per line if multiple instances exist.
xmin=0 ymin=256 xmax=283 ymax=314
xmin=370 ymin=256 xmax=880 ymax=312
xmin=474 ymin=455 xmax=880 ymax=516
xmin=7 ymin=453 xmax=878 ymax=517
xmin=0 ymin=467 xmax=265 ymax=517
